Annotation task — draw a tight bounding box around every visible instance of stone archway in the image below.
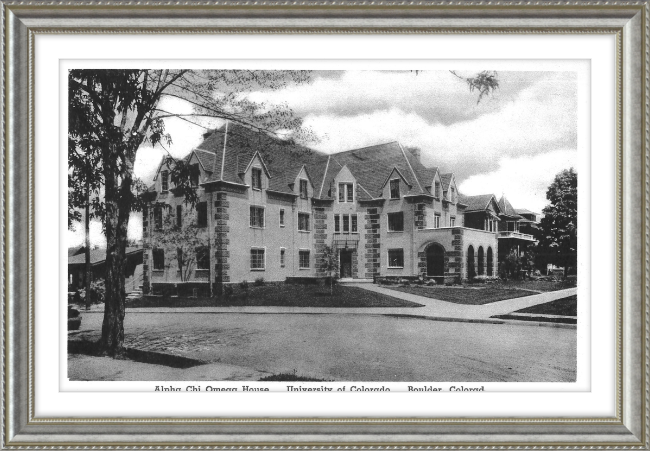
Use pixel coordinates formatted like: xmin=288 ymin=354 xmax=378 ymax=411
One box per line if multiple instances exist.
xmin=467 ymin=245 xmax=475 ymax=280
xmin=426 ymin=243 xmax=445 ymax=279
xmin=487 ymin=247 xmax=494 ymax=276
xmin=478 ymin=246 xmax=485 ymax=276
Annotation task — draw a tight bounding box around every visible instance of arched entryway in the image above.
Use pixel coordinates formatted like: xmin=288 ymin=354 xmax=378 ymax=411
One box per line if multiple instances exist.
xmin=487 ymin=247 xmax=494 ymax=276
xmin=477 ymin=246 xmax=485 ymax=276
xmin=467 ymin=245 xmax=475 ymax=280
xmin=426 ymin=243 xmax=445 ymax=279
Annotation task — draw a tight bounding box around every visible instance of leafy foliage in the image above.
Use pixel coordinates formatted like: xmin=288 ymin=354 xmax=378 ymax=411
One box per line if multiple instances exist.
xmin=449 ymin=70 xmax=500 ymax=104
xmin=537 ymin=168 xmax=578 ymax=276
xmin=149 ymin=206 xmax=209 ymax=282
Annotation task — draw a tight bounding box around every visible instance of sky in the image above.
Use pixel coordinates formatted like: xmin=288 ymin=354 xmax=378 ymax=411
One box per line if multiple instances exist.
xmin=68 ymin=69 xmax=578 ymax=248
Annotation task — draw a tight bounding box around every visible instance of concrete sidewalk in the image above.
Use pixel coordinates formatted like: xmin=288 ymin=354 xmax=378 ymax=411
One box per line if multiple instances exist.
xmin=79 ymin=285 xmax=577 ymax=327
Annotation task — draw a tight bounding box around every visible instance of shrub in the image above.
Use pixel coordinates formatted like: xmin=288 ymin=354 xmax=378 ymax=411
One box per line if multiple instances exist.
xmin=254 ymin=277 xmax=265 ymax=286
xmin=223 ymin=285 xmax=234 ymax=296
xmin=426 ymin=279 xmax=437 ymax=286
xmin=240 ymin=280 xmax=249 ymax=290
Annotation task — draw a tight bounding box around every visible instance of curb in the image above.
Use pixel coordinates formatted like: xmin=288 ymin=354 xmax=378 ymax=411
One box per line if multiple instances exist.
xmin=81 ymin=309 xmax=577 ymax=329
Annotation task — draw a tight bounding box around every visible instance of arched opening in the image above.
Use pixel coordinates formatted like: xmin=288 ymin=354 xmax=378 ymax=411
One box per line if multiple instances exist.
xmin=487 ymin=247 xmax=494 ymax=276
xmin=477 ymin=246 xmax=485 ymax=276
xmin=467 ymin=245 xmax=475 ymax=280
xmin=426 ymin=243 xmax=445 ymax=280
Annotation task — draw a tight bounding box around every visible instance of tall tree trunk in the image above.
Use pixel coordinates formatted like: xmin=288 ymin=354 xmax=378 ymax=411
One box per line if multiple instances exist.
xmin=84 ymin=179 xmax=92 ymax=311
xmin=99 ymin=162 xmax=132 ymax=356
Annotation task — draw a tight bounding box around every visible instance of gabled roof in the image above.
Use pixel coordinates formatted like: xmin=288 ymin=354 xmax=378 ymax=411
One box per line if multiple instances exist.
xmin=200 ymin=124 xmax=328 ymax=194
xmin=458 ymin=193 xmax=500 ymax=213
xmin=515 ymin=208 xmax=538 ymax=216
xmin=440 ymin=173 xmax=454 ymax=190
xmin=193 ymin=149 xmax=216 ymax=173
xmin=498 ymin=196 xmax=524 ymax=219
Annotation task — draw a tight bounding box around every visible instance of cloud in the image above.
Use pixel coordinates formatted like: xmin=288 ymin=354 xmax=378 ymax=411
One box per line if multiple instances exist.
xmin=302 ymin=71 xmax=577 ymax=182
xmin=251 ymin=70 xmax=563 ymax=127
xmin=458 ymin=149 xmax=577 ymax=214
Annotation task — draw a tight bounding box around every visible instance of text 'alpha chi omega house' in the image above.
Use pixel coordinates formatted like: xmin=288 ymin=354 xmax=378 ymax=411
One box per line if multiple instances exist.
xmin=140 ymin=123 xmax=539 ymax=295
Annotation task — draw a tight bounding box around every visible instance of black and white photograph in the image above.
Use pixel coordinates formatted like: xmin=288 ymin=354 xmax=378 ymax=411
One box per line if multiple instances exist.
xmin=66 ymin=67 xmax=580 ymax=387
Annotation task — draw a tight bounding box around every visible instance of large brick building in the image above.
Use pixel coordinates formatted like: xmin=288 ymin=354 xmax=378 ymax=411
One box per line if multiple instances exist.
xmin=141 ymin=124 xmax=537 ymax=294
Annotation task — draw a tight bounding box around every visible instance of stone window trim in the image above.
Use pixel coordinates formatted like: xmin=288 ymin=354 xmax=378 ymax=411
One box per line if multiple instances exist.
xmin=387 ymin=212 xmax=405 ymax=232
xmin=161 ymin=170 xmax=169 ymax=192
xmin=250 ymin=205 xmax=265 ymax=229
xmin=387 ymin=248 xmax=405 ymax=269
xmin=433 ymin=213 xmax=441 ymax=229
xmin=450 ymin=216 xmax=456 ymax=227
xmin=299 ymin=179 xmax=309 ymax=199
xmin=298 ymin=212 xmax=311 ymax=232
xmin=250 ymin=247 xmax=266 ymax=271
xmin=338 ymin=182 xmax=354 ymax=203
xmin=299 ymin=249 xmax=311 ymax=269
xmin=251 ymin=167 xmax=263 ymax=191
xmin=389 ymin=178 xmax=400 ymax=199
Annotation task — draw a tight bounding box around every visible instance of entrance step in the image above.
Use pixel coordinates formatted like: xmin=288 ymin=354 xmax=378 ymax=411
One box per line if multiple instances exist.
xmin=338 ymin=278 xmax=373 ymax=284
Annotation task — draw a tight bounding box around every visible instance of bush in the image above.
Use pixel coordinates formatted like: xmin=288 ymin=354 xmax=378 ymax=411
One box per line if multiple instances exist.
xmin=223 ymin=285 xmax=234 ymax=296
xmin=240 ymin=280 xmax=249 ymax=290
xmin=254 ymin=277 xmax=265 ymax=286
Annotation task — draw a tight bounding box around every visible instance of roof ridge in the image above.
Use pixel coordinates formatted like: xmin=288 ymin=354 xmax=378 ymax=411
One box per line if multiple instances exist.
xmin=318 ymin=155 xmax=331 ymax=199
xmin=398 ymin=142 xmax=424 ymax=193
xmin=335 ymin=140 xmax=400 ymax=155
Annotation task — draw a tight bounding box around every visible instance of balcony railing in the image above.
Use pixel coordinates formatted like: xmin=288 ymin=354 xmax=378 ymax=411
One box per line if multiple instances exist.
xmin=498 ymin=231 xmax=536 ymax=241
xmin=332 ymin=233 xmax=361 ymax=249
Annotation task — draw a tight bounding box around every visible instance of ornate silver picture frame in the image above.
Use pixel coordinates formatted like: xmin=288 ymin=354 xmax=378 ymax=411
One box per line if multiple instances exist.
xmin=3 ymin=0 xmax=646 ymax=448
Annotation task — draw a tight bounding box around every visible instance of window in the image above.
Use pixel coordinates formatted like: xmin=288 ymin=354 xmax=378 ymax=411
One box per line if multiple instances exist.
xmin=280 ymin=248 xmax=286 ymax=268
xmin=196 ymin=202 xmax=207 ymax=227
xmin=250 ymin=248 xmax=265 ymax=270
xmin=334 ymin=214 xmax=340 ymax=232
xmin=279 ymin=209 xmax=285 ymax=227
xmin=434 ymin=213 xmax=441 ymax=229
xmin=176 ymin=205 xmax=182 ymax=228
xmin=388 ymin=249 xmax=404 ymax=268
xmin=152 ymin=248 xmax=165 ymax=270
xmin=389 ymin=179 xmax=400 ymax=199
xmin=388 ymin=212 xmax=404 ymax=232
xmin=299 ymin=179 xmax=308 ymax=199
xmin=161 ymin=170 xmax=169 ymax=192
xmin=153 ymin=206 xmax=163 ymax=231
xmin=299 ymin=250 xmax=310 ymax=269
xmin=434 ymin=181 xmax=441 ymax=198
xmin=176 ymin=248 xmax=183 ymax=270
xmin=342 ymin=215 xmax=350 ymax=233
xmin=190 ymin=164 xmax=200 ymax=187
xmin=196 ymin=246 xmax=209 ymax=270
xmin=351 ymin=214 xmax=358 ymax=233
xmin=450 ymin=216 xmax=456 ymax=227
xmin=298 ymin=213 xmax=310 ymax=232
xmin=250 ymin=206 xmax=265 ymax=228
xmin=252 ymin=167 xmax=262 ymax=190
xmin=339 ymin=183 xmax=354 ymax=202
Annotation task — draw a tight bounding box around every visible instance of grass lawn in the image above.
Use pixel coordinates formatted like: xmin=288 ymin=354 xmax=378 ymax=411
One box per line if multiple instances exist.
xmin=513 ymin=295 xmax=577 ymax=316
xmin=497 ymin=279 xmax=577 ymax=293
xmin=490 ymin=295 xmax=577 ymax=324
xmin=128 ymin=284 xmax=423 ymax=308
xmin=385 ymin=286 xmax=536 ymax=305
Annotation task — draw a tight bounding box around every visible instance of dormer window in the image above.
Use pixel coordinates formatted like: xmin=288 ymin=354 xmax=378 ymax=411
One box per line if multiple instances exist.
xmin=434 ymin=181 xmax=441 ymax=198
xmin=339 ymin=183 xmax=354 ymax=202
xmin=252 ymin=167 xmax=262 ymax=190
xmin=161 ymin=170 xmax=169 ymax=192
xmin=190 ymin=164 xmax=200 ymax=187
xmin=299 ymin=179 xmax=308 ymax=199
xmin=389 ymin=179 xmax=400 ymax=199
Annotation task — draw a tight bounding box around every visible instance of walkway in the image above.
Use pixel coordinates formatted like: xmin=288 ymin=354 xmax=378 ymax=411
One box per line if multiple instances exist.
xmin=80 ymin=285 xmax=577 ymax=327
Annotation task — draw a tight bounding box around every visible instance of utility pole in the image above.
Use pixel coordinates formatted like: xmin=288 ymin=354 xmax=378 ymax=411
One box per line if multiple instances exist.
xmin=84 ymin=179 xmax=92 ymax=311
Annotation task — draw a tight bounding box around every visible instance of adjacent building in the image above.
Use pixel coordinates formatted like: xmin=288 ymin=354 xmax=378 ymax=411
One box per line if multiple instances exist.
xmin=141 ymin=124 xmax=537 ymax=294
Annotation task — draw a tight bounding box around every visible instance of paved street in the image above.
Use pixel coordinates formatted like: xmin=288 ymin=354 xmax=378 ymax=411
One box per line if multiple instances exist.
xmin=73 ymin=311 xmax=576 ymax=382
